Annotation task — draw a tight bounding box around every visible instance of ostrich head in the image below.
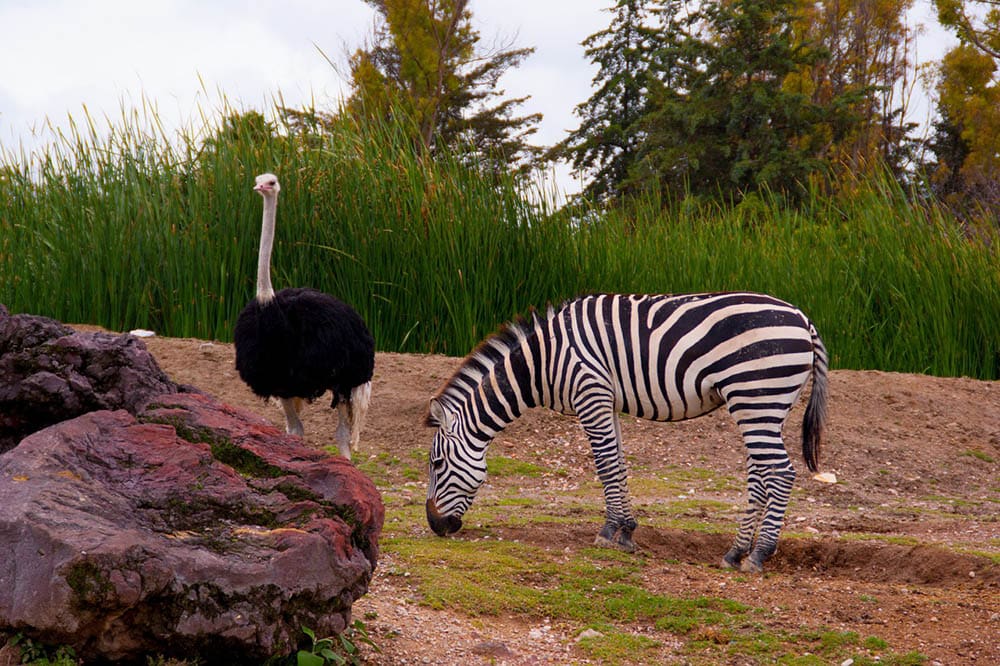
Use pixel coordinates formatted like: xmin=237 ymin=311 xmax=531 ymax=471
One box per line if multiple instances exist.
xmin=254 ymin=173 xmax=280 ymax=197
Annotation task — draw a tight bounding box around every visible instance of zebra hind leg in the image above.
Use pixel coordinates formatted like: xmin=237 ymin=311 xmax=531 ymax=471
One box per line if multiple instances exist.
xmin=742 ymin=461 xmax=796 ymax=573
xmin=722 ymin=463 xmax=767 ymax=570
xmin=722 ymin=382 xmax=799 ymax=573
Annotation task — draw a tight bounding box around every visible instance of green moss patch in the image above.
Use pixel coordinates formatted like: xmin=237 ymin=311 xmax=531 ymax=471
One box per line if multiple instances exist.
xmin=64 ymin=560 xmax=113 ymax=609
xmin=209 ymin=440 xmax=283 ymax=479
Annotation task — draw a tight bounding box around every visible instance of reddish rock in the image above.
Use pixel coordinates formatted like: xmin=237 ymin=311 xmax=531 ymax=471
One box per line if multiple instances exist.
xmin=0 ymin=393 xmax=383 ymax=662
xmin=0 ymin=306 xmax=384 ymax=663
xmin=0 ymin=306 xmax=176 ymax=453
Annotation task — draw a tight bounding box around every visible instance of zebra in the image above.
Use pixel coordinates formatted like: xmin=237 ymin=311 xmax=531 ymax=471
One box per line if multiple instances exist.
xmin=425 ymin=292 xmax=829 ymax=572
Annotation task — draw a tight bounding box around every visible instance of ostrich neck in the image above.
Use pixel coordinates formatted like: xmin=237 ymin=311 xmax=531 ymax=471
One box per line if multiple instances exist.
xmin=256 ymin=196 xmax=277 ymax=302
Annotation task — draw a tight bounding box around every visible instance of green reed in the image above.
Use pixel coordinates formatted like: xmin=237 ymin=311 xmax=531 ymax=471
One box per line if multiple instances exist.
xmin=1 ymin=99 xmax=997 ymax=378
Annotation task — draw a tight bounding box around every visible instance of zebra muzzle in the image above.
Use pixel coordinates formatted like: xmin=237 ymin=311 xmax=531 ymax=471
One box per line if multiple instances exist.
xmin=426 ymin=499 xmax=463 ymax=536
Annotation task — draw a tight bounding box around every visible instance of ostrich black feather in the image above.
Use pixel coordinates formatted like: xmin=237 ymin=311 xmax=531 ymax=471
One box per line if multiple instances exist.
xmin=234 ymin=287 xmax=374 ymax=407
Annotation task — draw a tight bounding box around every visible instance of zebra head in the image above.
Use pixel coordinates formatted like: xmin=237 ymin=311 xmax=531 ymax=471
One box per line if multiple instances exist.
xmin=425 ymin=398 xmax=489 ymax=537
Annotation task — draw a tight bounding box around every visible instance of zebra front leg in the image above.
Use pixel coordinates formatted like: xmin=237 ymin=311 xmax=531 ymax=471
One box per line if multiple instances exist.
xmin=584 ymin=411 xmax=638 ymax=552
xmin=741 ymin=461 xmax=796 ymax=573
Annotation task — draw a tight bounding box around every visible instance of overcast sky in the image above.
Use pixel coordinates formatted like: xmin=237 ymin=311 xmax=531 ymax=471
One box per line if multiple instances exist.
xmin=0 ymin=1 xmax=953 ymax=198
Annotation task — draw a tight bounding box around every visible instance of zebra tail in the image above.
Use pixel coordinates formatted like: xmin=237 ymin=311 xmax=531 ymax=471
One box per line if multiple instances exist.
xmin=802 ymin=323 xmax=829 ymax=473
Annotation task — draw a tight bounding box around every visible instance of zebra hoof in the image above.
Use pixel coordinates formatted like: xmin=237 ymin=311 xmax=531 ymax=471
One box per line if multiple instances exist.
xmin=593 ymin=533 xmax=637 ymax=553
xmin=721 ymin=547 xmax=745 ymax=569
xmin=739 ymin=557 xmax=764 ymax=574
xmin=616 ymin=534 xmax=637 ymax=553
xmin=594 ymin=534 xmax=617 ymax=549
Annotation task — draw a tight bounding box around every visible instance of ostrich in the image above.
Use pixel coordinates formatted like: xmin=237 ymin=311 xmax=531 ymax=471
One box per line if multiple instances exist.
xmin=234 ymin=173 xmax=374 ymax=459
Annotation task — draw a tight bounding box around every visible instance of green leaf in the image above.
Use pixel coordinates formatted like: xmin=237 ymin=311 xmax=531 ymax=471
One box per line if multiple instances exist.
xmin=297 ymin=650 xmax=326 ymax=666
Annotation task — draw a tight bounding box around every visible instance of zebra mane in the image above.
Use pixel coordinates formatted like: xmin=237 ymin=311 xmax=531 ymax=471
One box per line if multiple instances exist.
xmin=425 ymin=304 xmax=552 ymax=426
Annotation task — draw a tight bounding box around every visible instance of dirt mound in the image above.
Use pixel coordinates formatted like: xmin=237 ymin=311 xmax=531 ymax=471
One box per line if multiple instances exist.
xmin=489 ymin=523 xmax=998 ymax=588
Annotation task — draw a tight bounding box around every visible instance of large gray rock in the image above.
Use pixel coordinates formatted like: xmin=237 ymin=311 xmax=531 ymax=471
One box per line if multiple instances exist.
xmin=0 ymin=305 xmax=176 ymax=453
xmin=0 ymin=307 xmax=384 ymax=663
xmin=0 ymin=392 xmax=383 ymax=663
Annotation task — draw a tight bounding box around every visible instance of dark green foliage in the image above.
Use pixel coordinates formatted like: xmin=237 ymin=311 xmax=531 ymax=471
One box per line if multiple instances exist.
xmin=209 ymin=440 xmax=284 ymax=479
xmin=295 ymin=622 xmax=379 ymax=666
xmin=549 ymin=0 xmax=660 ymax=201
xmin=7 ymin=634 xmax=77 ymax=666
xmin=556 ymin=0 xmax=922 ymax=204
xmin=553 ymin=0 xmax=853 ymax=203
xmin=64 ymin=560 xmax=113 ymax=609
xmin=634 ymin=0 xmax=843 ymax=201
xmin=347 ymin=0 xmax=542 ymax=174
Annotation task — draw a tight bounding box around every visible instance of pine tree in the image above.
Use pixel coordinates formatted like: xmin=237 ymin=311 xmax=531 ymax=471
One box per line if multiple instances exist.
xmin=636 ymin=0 xmax=838 ymax=201
xmin=348 ymin=0 xmax=541 ymax=173
xmin=549 ymin=0 xmax=661 ymax=202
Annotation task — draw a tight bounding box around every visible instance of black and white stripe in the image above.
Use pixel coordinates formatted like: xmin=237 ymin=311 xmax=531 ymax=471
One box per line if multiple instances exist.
xmin=426 ymin=292 xmax=829 ymax=572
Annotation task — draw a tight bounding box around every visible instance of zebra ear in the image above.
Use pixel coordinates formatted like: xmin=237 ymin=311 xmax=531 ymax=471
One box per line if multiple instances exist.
xmin=427 ymin=398 xmax=445 ymax=427
xmin=427 ymin=399 xmax=452 ymax=430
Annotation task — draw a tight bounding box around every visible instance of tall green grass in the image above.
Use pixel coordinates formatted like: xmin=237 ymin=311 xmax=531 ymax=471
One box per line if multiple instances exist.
xmin=581 ymin=185 xmax=1000 ymax=379
xmin=1 ymin=100 xmax=997 ymax=378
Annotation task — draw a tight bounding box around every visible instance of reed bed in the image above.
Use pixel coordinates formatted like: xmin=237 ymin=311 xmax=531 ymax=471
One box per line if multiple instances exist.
xmin=1 ymin=102 xmax=997 ymax=379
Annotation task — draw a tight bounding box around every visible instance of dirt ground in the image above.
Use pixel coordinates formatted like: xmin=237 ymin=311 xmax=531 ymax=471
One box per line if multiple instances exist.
xmin=134 ymin=333 xmax=999 ymax=665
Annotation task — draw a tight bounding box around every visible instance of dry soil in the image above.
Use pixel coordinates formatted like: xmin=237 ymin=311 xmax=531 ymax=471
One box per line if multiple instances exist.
xmin=136 ymin=333 xmax=999 ymax=665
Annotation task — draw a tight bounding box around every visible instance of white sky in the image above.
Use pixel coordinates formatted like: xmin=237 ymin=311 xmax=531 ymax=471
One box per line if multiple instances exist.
xmin=0 ymin=1 xmax=955 ymax=198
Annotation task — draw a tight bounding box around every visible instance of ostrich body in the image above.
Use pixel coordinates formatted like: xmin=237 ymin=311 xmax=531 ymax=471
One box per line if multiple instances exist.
xmin=234 ymin=173 xmax=374 ymax=459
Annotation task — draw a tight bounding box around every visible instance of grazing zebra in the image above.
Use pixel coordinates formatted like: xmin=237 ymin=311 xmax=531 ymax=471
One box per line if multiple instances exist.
xmin=426 ymin=292 xmax=829 ymax=573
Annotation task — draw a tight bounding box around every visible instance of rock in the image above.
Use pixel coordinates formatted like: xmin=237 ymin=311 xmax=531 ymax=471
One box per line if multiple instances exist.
xmin=576 ymin=628 xmax=604 ymax=642
xmin=0 ymin=307 xmax=177 ymax=453
xmin=0 ymin=391 xmax=383 ymax=663
xmin=0 ymin=308 xmax=385 ymax=661
xmin=528 ymin=625 xmax=553 ymax=640
xmin=470 ymin=640 xmax=513 ymax=657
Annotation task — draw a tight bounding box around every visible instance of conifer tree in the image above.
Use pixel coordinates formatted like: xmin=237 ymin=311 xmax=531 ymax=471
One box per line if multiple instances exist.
xmin=348 ymin=0 xmax=541 ymax=172
xmin=549 ymin=0 xmax=660 ymax=202
xmin=636 ymin=0 xmax=839 ymax=201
